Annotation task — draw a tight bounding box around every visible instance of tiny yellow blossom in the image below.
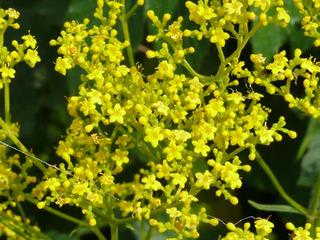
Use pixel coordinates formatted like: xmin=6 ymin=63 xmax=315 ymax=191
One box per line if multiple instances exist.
xmin=0 ymin=67 xmax=15 ymax=79
xmin=210 ymin=27 xmax=230 ymax=47
xmin=108 ymin=103 xmax=126 ymax=124
xmin=144 ymin=126 xmax=164 ymax=148
xmin=195 ymin=170 xmax=214 ymax=189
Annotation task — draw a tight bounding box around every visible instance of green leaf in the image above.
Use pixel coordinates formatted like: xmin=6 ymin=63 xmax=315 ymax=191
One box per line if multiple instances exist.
xmin=296 ymin=119 xmax=320 ymax=160
xmin=251 ymin=23 xmax=287 ymax=62
xmin=288 ymin=25 xmax=314 ymax=52
xmin=65 ymin=0 xmax=96 ymax=21
xmin=248 ymin=200 xmax=303 ymax=214
xmin=298 ymin=133 xmax=320 ymax=187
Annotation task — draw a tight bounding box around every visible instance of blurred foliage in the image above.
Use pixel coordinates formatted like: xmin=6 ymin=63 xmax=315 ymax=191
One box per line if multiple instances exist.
xmin=0 ymin=0 xmax=319 ymax=239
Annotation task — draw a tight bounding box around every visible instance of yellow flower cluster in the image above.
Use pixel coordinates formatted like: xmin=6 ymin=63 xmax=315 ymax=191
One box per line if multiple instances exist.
xmin=293 ymin=0 xmax=320 ymax=47
xmin=0 ymin=8 xmax=40 ymax=89
xmin=286 ymin=222 xmax=320 ymax=240
xmin=183 ymin=0 xmax=289 ymax=48
xmin=0 ymin=210 xmax=44 ymax=240
xmin=35 ymin=0 xmax=300 ymax=238
xmin=1 ymin=0 xmax=320 ymax=239
xmin=235 ymin=49 xmax=320 ymax=119
xmin=0 ymin=9 xmax=41 ymax=239
xmin=222 ymin=221 xmax=320 ymax=240
xmin=221 ymin=218 xmax=274 ymax=240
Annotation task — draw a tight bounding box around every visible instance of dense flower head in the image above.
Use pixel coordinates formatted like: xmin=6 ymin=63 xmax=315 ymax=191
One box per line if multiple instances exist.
xmin=293 ymin=0 xmax=320 ymax=47
xmin=0 ymin=9 xmax=40 ymax=88
xmin=0 ymin=8 xmax=42 ymax=239
xmin=221 ymin=218 xmax=275 ymax=240
xmin=1 ymin=0 xmax=320 ymax=239
xmin=286 ymin=222 xmax=320 ymax=240
xmin=39 ymin=0 xmax=308 ymax=238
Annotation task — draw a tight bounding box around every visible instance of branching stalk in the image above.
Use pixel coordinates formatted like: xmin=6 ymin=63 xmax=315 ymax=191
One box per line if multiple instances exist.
xmin=255 ymin=151 xmax=308 ymax=215
xmin=0 ymin=117 xmax=47 ymax=172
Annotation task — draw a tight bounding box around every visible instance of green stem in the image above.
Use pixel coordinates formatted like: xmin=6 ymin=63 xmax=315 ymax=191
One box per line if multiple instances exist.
xmin=226 ymin=22 xmax=261 ymax=65
xmin=4 ymin=82 xmax=11 ymax=123
xmin=255 ymin=151 xmax=308 ymax=215
xmin=17 ymin=201 xmax=27 ymax=222
xmin=120 ymin=0 xmax=135 ymax=67
xmin=26 ymin=196 xmax=87 ymax=226
xmin=126 ymin=2 xmax=140 ymax=19
xmin=216 ymin=45 xmax=225 ymax=64
xmin=111 ymin=224 xmax=119 ymax=240
xmin=181 ymin=59 xmax=214 ymax=82
xmin=0 ymin=117 xmax=47 ymax=173
xmin=26 ymin=196 xmax=107 ymax=239
xmin=309 ymin=174 xmax=320 ymax=215
xmin=140 ymin=220 xmax=145 ymax=240
xmin=224 ymin=146 xmax=247 ymax=162
xmin=144 ymin=225 xmax=153 ymax=240
xmin=92 ymin=227 xmax=107 ymax=240
xmin=213 ymin=22 xmax=262 ymax=85
xmin=308 ymin=173 xmax=320 ymax=236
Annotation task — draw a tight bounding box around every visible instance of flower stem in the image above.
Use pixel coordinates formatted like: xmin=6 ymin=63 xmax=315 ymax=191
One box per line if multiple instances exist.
xmin=0 ymin=117 xmax=47 ymax=172
xmin=111 ymin=224 xmax=119 ymax=240
xmin=17 ymin=201 xmax=27 ymax=222
xmin=26 ymin=196 xmax=87 ymax=226
xmin=120 ymin=0 xmax=135 ymax=67
xmin=255 ymin=151 xmax=308 ymax=215
xmin=26 ymin=196 xmax=107 ymax=240
xmin=308 ymin=173 xmax=320 ymax=236
xmin=4 ymin=82 xmax=11 ymax=123
xmin=181 ymin=59 xmax=214 ymax=82
xmin=126 ymin=2 xmax=140 ymax=19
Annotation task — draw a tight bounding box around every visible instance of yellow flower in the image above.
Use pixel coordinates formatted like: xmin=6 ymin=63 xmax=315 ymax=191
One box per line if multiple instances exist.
xmin=157 ymin=60 xmax=175 ymax=79
xmin=156 ymin=160 xmax=170 ymax=179
xmin=0 ymin=67 xmax=15 ymax=79
xmin=72 ymin=182 xmax=89 ymax=196
xmin=166 ymin=207 xmax=181 ymax=218
xmin=192 ymin=139 xmax=210 ymax=157
xmin=255 ymin=218 xmax=274 ymax=237
xmin=286 ymin=223 xmax=313 ymax=240
xmin=185 ymin=1 xmax=216 ymax=25
xmin=256 ymin=127 xmax=274 ymax=145
xmin=24 ymin=49 xmax=41 ymax=67
xmin=276 ymin=7 xmax=290 ymax=27
xmin=111 ymin=149 xmax=129 ymax=167
xmin=163 ymin=141 xmax=183 ymax=161
xmin=230 ymin=127 xmax=249 ymax=146
xmin=210 ymin=27 xmax=230 ymax=47
xmin=142 ymin=174 xmax=162 ymax=191
xmin=55 ymin=57 xmax=72 ymax=75
xmin=195 ymin=170 xmax=214 ymax=189
xmin=6 ymin=8 xmax=20 ymax=19
xmin=171 ymin=173 xmax=187 ymax=188
xmin=108 ymin=103 xmax=126 ymax=124
xmin=22 ymin=34 xmax=37 ymax=48
xmin=144 ymin=126 xmax=164 ymax=148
